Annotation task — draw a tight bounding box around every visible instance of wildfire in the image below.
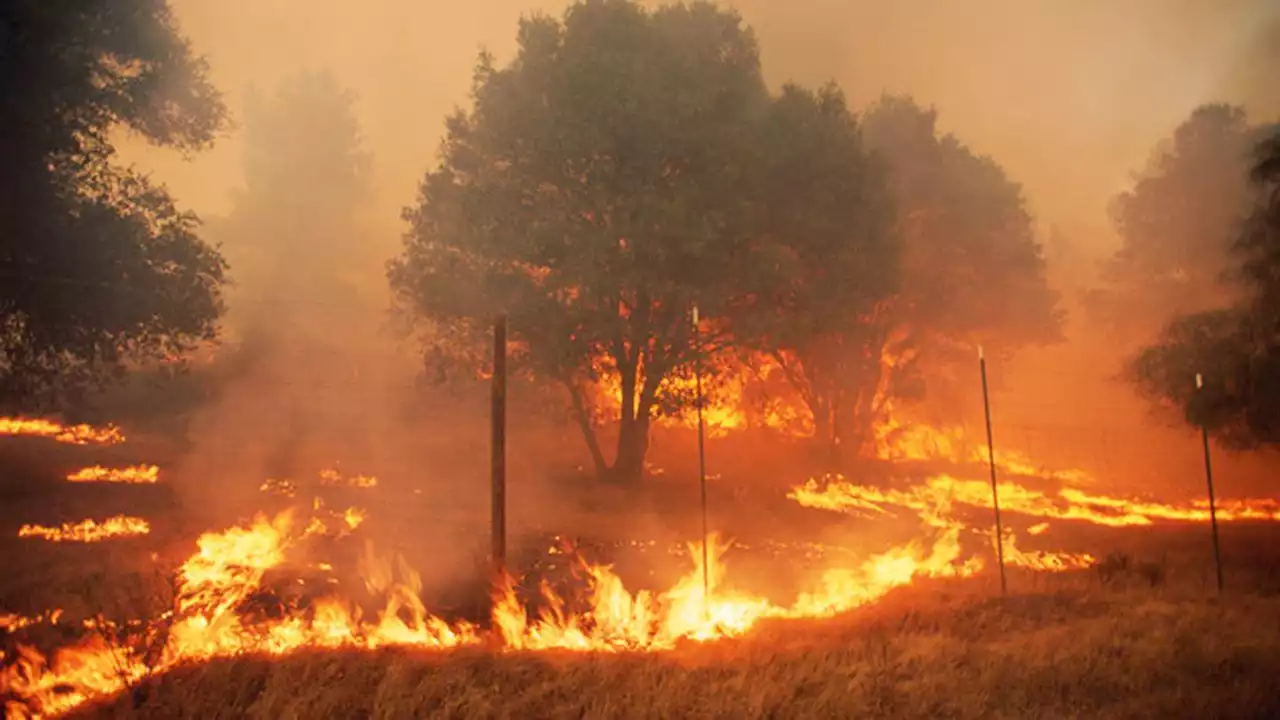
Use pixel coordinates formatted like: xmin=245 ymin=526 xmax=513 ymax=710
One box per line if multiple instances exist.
xmin=872 ymin=407 xmax=1095 ymax=484
xmin=789 ymin=474 xmax=1280 ymax=528
xmin=259 ymin=477 xmax=298 ymax=497
xmin=0 ymin=418 xmax=124 ymax=446
xmin=0 ymin=610 xmax=63 ymax=634
xmin=588 ymin=354 xmax=811 ymax=438
xmin=16 ymin=516 xmax=151 ymax=543
xmin=64 ymin=465 xmax=159 ymax=484
xmin=2 ymin=494 xmax=988 ymax=717
xmin=9 ymin=394 xmax=1279 ymax=718
xmin=1000 ymin=528 xmax=1097 ymax=572
xmin=318 ymin=468 xmax=378 ymax=489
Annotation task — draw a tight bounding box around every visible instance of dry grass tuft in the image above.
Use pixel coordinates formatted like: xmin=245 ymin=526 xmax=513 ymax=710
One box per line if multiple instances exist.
xmin=72 ymin=583 xmax=1280 ymax=719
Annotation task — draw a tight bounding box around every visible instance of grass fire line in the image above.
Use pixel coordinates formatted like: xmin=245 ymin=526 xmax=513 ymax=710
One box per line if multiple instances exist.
xmin=0 ymin=417 xmax=124 ymax=445
xmin=64 ymin=465 xmax=159 ymax=484
xmin=0 ymin=502 xmax=983 ymax=719
xmin=4 ymin=404 xmax=1280 ymax=718
xmin=16 ymin=516 xmax=151 ymax=543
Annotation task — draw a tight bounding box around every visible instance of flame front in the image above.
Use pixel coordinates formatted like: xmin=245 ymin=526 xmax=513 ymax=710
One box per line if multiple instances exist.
xmin=2 ymin=501 xmax=982 ymax=717
xmin=65 ymin=465 xmax=159 ymax=484
xmin=16 ymin=516 xmax=151 ymax=543
xmin=0 ymin=418 xmax=124 ymax=445
xmin=6 ymin=400 xmax=1280 ymax=718
xmin=788 ymin=474 xmax=1280 ymax=529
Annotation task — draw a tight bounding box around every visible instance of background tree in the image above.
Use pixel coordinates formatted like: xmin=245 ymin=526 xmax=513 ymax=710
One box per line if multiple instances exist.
xmin=207 ymin=69 xmax=383 ymax=478
xmin=0 ymin=0 xmax=228 ymax=411
xmin=731 ymin=84 xmax=898 ymax=465
xmin=1128 ymin=130 xmax=1280 ymax=448
xmin=1088 ymin=104 xmax=1273 ymax=345
xmin=805 ymin=95 xmax=1061 ymax=456
xmin=217 ymin=69 xmax=373 ymax=333
xmin=390 ymin=0 xmax=774 ymax=484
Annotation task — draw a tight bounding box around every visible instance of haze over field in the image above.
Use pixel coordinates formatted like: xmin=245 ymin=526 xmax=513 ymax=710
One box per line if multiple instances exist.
xmin=105 ymin=0 xmax=1280 ymax=498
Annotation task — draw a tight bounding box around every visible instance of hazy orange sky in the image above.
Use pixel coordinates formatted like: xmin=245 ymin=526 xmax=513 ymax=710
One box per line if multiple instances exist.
xmin=123 ymin=0 xmax=1279 ymax=252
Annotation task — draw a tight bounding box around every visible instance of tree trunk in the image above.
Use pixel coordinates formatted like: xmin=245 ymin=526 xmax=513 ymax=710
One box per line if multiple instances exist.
xmin=610 ymin=414 xmax=651 ymax=485
xmin=827 ymin=393 xmax=846 ymax=470
xmin=810 ymin=393 xmax=844 ymax=472
xmin=563 ymin=378 xmax=609 ymax=478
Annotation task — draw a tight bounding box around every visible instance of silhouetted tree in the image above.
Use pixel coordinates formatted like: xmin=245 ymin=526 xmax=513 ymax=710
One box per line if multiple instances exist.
xmin=391 ymin=0 xmax=887 ymax=483
xmin=1088 ymin=104 xmax=1272 ymax=344
xmin=806 ymin=96 xmax=1061 ymax=455
xmin=217 ymin=69 xmax=372 ymax=328
xmin=731 ymin=84 xmax=898 ymax=464
xmin=1128 ymin=130 xmax=1280 ymax=448
xmin=0 ymin=0 xmax=228 ymax=411
xmin=210 ymin=69 xmax=379 ymax=477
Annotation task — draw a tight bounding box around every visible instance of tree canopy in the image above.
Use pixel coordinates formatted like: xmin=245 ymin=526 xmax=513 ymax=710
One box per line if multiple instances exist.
xmin=1128 ymin=129 xmax=1280 ymax=448
xmin=391 ymin=0 xmax=892 ymax=482
xmin=0 ymin=0 xmax=228 ymax=410
xmin=390 ymin=1 xmax=1067 ymax=479
xmin=731 ymin=85 xmax=898 ymax=462
xmin=1089 ymin=104 xmax=1271 ymax=343
xmin=777 ymin=95 xmax=1060 ymax=458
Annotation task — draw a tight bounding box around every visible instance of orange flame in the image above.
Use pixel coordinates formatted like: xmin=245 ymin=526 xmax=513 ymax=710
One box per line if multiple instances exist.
xmin=2 ymin=496 xmax=991 ymax=717
xmin=1000 ymin=528 xmax=1096 ymax=572
xmin=16 ymin=516 xmax=151 ymax=543
xmin=588 ymin=354 xmax=811 ymax=438
xmin=259 ymin=477 xmax=298 ymax=497
xmin=0 ymin=417 xmax=125 ymax=445
xmin=64 ymin=465 xmax=159 ymax=484
xmin=789 ymin=474 xmax=1280 ymax=528
xmin=318 ymin=468 xmax=378 ymax=489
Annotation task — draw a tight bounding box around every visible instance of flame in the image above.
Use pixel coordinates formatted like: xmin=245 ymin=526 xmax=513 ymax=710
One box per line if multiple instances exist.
xmin=0 ymin=610 xmax=63 ymax=633
xmin=17 ymin=516 xmax=151 ymax=543
xmin=0 ymin=418 xmax=124 ymax=445
xmin=318 ymin=468 xmax=378 ymax=488
xmin=259 ymin=477 xmax=298 ymax=497
xmin=65 ymin=465 xmax=159 ymax=484
xmin=3 ymin=493 xmax=991 ymax=717
xmin=872 ymin=404 xmax=1095 ymax=484
xmin=9 ymin=401 xmax=1276 ymax=717
xmin=789 ymin=474 xmax=1280 ymax=528
xmin=1000 ymin=528 xmax=1096 ymax=572
xmin=587 ymin=353 xmax=811 ymax=438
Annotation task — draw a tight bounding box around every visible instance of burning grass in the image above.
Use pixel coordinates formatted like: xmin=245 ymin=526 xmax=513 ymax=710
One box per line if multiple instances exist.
xmin=0 ymin=419 xmax=124 ymax=446
xmin=16 ymin=517 xmax=151 ymax=544
xmin=1 ymin=504 xmax=986 ymax=717
xmin=5 ymin=408 xmax=1280 ymax=718
xmin=790 ymin=473 xmax=1280 ymax=528
xmin=64 ymin=586 xmax=1280 ymax=719
xmin=64 ymin=466 xmax=159 ymax=485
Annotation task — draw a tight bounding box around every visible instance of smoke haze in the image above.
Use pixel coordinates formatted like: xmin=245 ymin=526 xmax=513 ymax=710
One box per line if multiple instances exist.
xmin=113 ymin=0 xmax=1280 ymax=525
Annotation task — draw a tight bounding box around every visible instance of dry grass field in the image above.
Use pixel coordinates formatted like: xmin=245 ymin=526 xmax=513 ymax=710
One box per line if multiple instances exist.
xmin=70 ymin=582 xmax=1280 ymax=719
xmin=5 ymin=427 xmax=1280 ymax=719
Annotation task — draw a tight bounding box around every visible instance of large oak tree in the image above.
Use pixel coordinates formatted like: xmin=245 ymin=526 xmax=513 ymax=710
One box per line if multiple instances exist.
xmin=390 ymin=0 xmax=896 ymax=483
xmin=0 ymin=0 xmax=229 ymax=410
